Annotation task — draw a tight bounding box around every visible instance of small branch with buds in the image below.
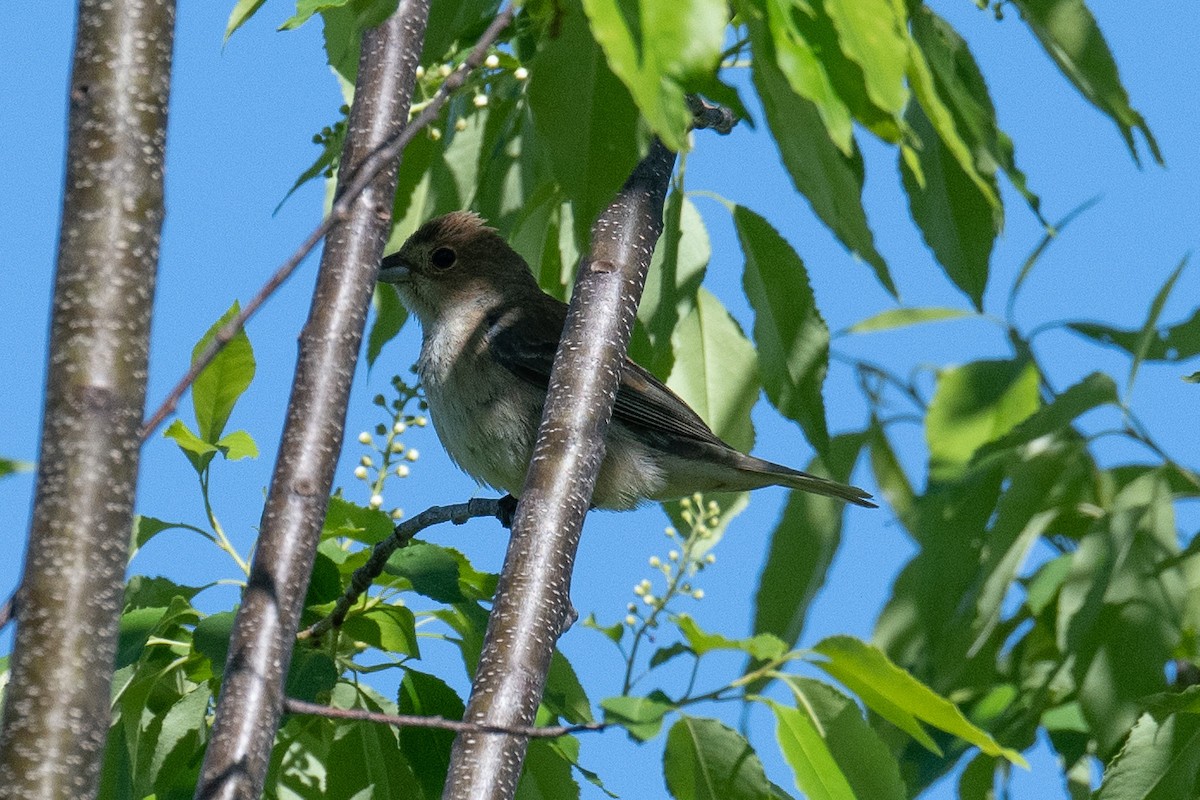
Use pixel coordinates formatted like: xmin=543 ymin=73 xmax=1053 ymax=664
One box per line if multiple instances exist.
xmin=282 ymin=697 xmax=606 ymax=738
xmin=300 ymin=497 xmax=510 ymax=641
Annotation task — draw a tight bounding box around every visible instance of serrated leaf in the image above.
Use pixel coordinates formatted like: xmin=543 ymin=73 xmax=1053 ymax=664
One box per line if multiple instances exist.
xmin=663 ymin=716 xmax=773 ymax=799
xmin=385 ymin=541 xmax=497 ymax=602
xmin=667 ymin=287 xmax=759 ymax=453
xmin=735 ymin=205 xmax=829 ymax=454
xmin=925 ymin=358 xmax=1040 ymax=482
xmin=744 ymin=7 xmax=893 ymax=294
xmin=602 ymin=695 xmax=673 ymax=742
xmin=544 ymin=651 xmax=593 ymax=724
xmin=1011 ymin=0 xmax=1161 ymax=165
xmin=847 ymin=307 xmax=973 ymax=333
xmin=581 ymin=0 xmax=726 ymax=150
xmin=322 ymin=495 xmax=396 ymax=545
xmin=1094 ymin=712 xmax=1200 ymax=800
xmin=900 ymin=103 xmax=997 ymax=309
xmin=191 ymin=302 xmax=256 ymax=443
xmin=759 ymin=698 xmax=856 ymax=800
xmin=675 ymin=614 xmax=787 ymax=661
xmin=810 ymin=636 xmax=1027 ymax=766
xmin=399 ymin=668 xmax=465 ymax=800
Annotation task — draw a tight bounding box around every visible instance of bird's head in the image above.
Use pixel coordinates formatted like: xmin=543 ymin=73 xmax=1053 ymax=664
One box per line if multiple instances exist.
xmin=379 ymin=211 xmax=537 ymax=324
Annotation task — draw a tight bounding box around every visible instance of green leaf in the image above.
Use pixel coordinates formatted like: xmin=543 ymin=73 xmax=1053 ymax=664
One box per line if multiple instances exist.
xmin=973 ymin=372 xmax=1118 ymax=463
xmin=810 ymin=636 xmax=1027 ymax=765
xmin=822 ymin=0 xmax=909 ymax=119
xmin=675 ymin=614 xmax=787 ymax=661
xmin=215 ymin=429 xmax=258 ymax=461
xmin=398 ymin=669 xmax=465 ymax=800
xmin=543 ymin=651 xmax=594 ymax=724
xmin=285 ymin=648 xmax=338 ymax=702
xmin=276 ymin=115 xmax=344 ymax=214
xmin=123 ymin=575 xmax=202 ymax=611
xmin=322 ymin=683 xmax=424 ymax=800
xmin=778 ymin=678 xmax=907 ymax=800
xmin=582 ymin=613 xmax=625 ymax=644
xmin=0 ymin=457 xmax=32 ymax=478
xmin=925 ymin=358 xmax=1041 ymax=482
xmin=602 ymin=695 xmax=674 ymax=742
xmin=846 ymin=307 xmax=972 ymax=334
xmin=322 ymin=495 xmax=395 ymax=545
xmin=634 ymin=190 xmax=709 ymax=379
xmin=423 ymin=0 xmax=501 ymax=66
xmin=385 ymin=541 xmax=497 ymax=602
xmin=143 ymin=685 xmax=210 ymax=796
xmin=911 ymin=7 xmax=1040 ymax=217
xmin=743 ymin=6 xmax=893 ymax=294
xmin=1094 ymin=712 xmax=1200 ymax=800
xmin=367 ymin=283 xmax=408 ymax=369
xmin=667 ymin=288 xmax=759 ymax=453
xmin=163 ymin=419 xmax=218 ymax=473
xmin=341 ymin=603 xmax=419 ymax=655
xmin=130 ymin=515 xmax=188 ymax=558
xmin=662 ymin=716 xmax=774 ymax=800
xmin=900 ymin=103 xmax=997 ymax=309
xmin=527 ymin=0 xmax=640 ymax=243
xmin=735 ymin=205 xmax=830 ymax=454
xmin=518 ymin=739 xmax=581 ymax=800
xmin=867 ymin=423 xmax=916 ymax=530
xmin=753 ymin=434 xmax=866 ymax=656
xmin=1011 ymin=0 xmax=1161 ymax=164
xmin=761 ymin=0 xmax=853 ymax=154
xmin=581 ymin=0 xmax=726 ymax=150
xmin=224 ymin=0 xmax=267 ymax=42
xmin=650 ymin=642 xmax=692 ymax=669
xmin=191 ymin=302 xmax=256 ymax=443
xmin=193 ymin=611 xmax=236 ymax=677
xmin=759 ymin=698 xmax=856 ymax=800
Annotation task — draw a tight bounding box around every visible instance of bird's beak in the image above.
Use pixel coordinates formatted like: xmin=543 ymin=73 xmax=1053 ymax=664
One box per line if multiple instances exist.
xmin=378 ymin=254 xmax=411 ymax=283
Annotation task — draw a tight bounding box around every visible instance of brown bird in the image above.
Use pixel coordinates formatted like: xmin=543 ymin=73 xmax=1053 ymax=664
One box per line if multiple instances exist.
xmin=378 ymin=211 xmax=874 ymax=510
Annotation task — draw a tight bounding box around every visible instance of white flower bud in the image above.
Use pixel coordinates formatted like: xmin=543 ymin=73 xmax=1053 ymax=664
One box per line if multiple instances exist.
xmin=357 ymin=431 xmax=372 ymax=445
xmin=395 ymin=464 xmax=410 ymax=478
xmin=405 ymin=449 xmax=419 ymax=462
xmin=514 ymin=66 xmax=528 ymax=81
xmin=353 ymin=466 xmax=368 ymax=480
xmin=360 ymin=455 xmax=373 ymax=467
xmin=472 ymin=94 xmax=488 ymax=108
xmin=484 ymin=54 xmax=499 ymax=68
xmin=438 ymin=64 xmax=452 ymax=78
xmin=369 ymin=494 xmax=384 ymax=509
xmin=393 ymin=422 xmax=407 ymax=435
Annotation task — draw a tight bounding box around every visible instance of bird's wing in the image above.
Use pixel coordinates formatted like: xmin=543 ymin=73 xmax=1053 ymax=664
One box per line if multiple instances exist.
xmin=485 ymin=298 xmax=726 ymax=447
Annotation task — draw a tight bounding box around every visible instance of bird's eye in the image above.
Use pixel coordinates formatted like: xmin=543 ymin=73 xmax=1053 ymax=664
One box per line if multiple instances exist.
xmin=430 ymin=247 xmax=457 ymax=270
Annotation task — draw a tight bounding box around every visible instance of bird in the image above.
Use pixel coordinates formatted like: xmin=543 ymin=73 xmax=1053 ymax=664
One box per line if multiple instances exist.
xmin=377 ymin=211 xmax=875 ymax=511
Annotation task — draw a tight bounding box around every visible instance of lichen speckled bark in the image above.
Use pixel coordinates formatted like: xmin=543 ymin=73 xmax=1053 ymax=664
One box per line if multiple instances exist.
xmin=0 ymin=0 xmax=175 ymax=797
xmin=193 ymin=5 xmax=430 ymax=799
xmin=442 ymin=139 xmax=677 ymax=800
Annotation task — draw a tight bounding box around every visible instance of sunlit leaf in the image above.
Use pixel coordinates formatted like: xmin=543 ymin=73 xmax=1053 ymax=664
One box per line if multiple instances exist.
xmin=602 ymin=695 xmax=673 ymax=741
xmin=675 ymin=614 xmax=787 ymax=661
xmin=191 ymin=302 xmax=256 ymax=444
xmin=759 ymin=697 xmax=856 ymax=800
xmin=1094 ymin=712 xmax=1200 ymax=800
xmin=810 ymin=636 xmax=1027 ymax=765
xmin=223 ymin=0 xmax=266 ymax=42
xmin=847 ymin=307 xmax=972 ymax=334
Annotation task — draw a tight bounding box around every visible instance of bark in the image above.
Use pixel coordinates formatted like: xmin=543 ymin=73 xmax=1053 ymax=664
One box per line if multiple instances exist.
xmin=0 ymin=0 xmax=175 ymax=796
xmin=442 ymin=139 xmax=677 ymax=800
xmin=193 ymin=5 xmax=429 ymax=798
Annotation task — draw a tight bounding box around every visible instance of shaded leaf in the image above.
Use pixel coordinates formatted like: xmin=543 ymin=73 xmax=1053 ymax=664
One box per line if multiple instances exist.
xmin=341 ymin=603 xmax=419 ymax=655
xmin=602 ymin=695 xmax=673 ymax=741
xmin=974 ymin=372 xmax=1118 ymax=464
xmin=399 ymin=669 xmax=464 ymax=800
xmin=322 ymin=495 xmax=395 ymax=545
xmin=663 ymin=716 xmax=773 ymax=800
xmin=385 ymin=540 xmax=497 ymax=602
xmin=1094 ymin=712 xmax=1200 ymax=800
xmin=1011 ymin=0 xmax=1161 ymax=164
xmin=735 ymin=205 xmax=830 ymax=454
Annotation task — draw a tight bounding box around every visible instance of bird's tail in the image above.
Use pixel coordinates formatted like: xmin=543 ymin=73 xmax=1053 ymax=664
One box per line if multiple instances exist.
xmin=737 ymin=454 xmax=877 ymax=508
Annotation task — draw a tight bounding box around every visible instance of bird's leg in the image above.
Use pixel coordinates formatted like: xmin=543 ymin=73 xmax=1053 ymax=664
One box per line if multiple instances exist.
xmin=495 ymin=493 xmax=519 ymax=529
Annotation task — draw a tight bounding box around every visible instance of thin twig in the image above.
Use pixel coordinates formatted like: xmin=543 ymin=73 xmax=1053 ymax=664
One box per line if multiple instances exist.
xmin=300 ymin=497 xmax=506 ymax=640
xmin=138 ymin=5 xmax=517 ymax=442
xmin=282 ymin=697 xmax=606 ymax=738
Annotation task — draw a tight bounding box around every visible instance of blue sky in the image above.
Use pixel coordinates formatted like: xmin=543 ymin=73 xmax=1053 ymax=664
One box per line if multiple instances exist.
xmin=2 ymin=2 xmax=1198 ymax=798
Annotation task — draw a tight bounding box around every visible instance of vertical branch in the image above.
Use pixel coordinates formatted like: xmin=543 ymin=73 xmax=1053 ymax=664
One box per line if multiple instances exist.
xmin=193 ymin=4 xmax=430 ymax=798
xmin=443 ymin=139 xmax=677 ymax=800
xmin=0 ymin=0 xmax=175 ymax=796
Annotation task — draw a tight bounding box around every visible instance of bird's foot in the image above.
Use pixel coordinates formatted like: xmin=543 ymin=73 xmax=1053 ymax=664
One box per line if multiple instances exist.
xmin=495 ymin=494 xmax=519 ymax=529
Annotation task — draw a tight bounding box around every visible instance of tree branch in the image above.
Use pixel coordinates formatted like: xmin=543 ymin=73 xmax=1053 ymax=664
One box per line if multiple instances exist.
xmin=0 ymin=0 xmax=174 ymax=794
xmin=282 ymin=698 xmax=607 ymax=738
xmin=194 ymin=6 xmax=430 ymax=798
xmin=300 ymin=497 xmax=507 ymax=641
xmin=441 ymin=140 xmax=679 ymax=800
xmin=138 ymin=5 xmax=516 ymax=441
